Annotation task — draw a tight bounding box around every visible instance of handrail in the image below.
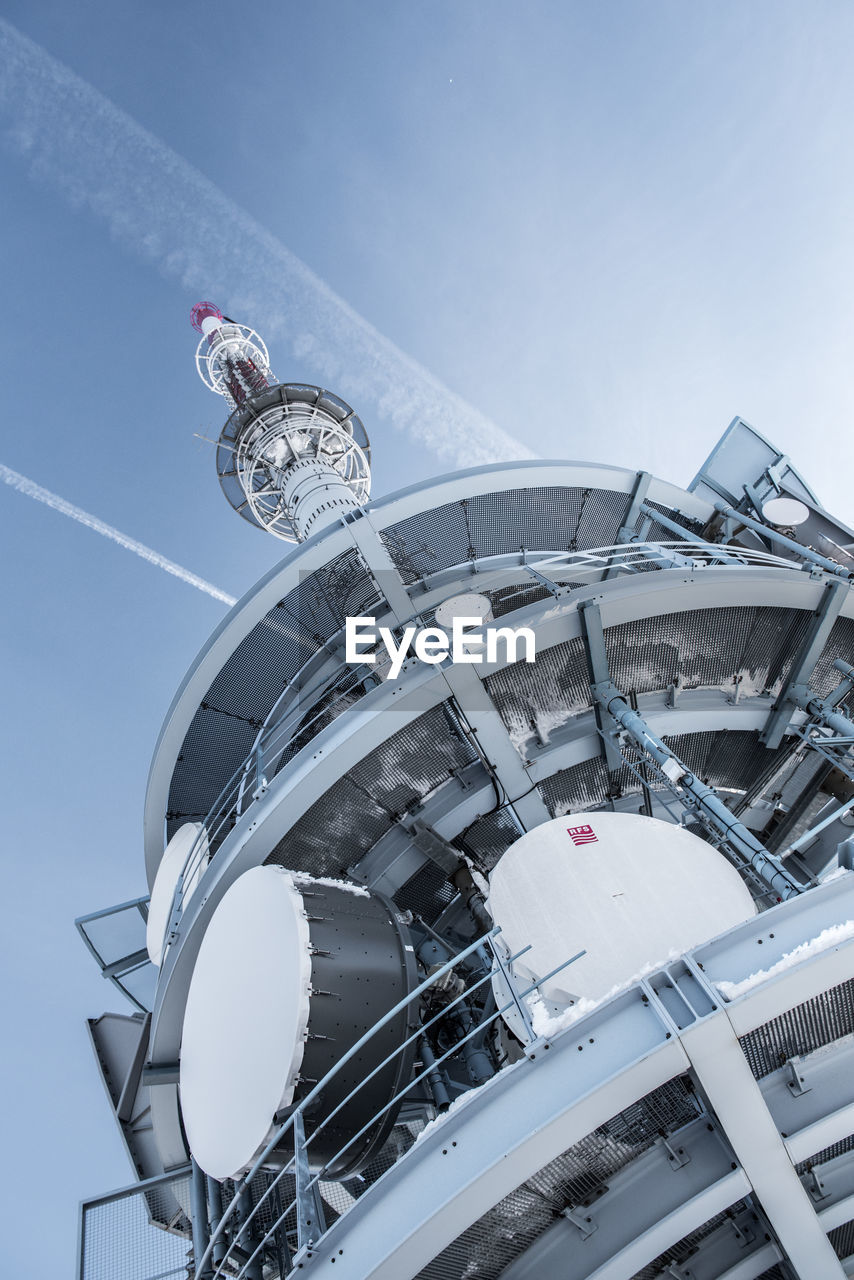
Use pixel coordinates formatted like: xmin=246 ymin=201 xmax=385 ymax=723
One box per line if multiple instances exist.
xmin=163 ymin=539 xmax=800 ymax=948
xmin=192 ymin=927 xmax=502 ymax=1278
xmin=195 ymin=929 xmax=585 ymax=1280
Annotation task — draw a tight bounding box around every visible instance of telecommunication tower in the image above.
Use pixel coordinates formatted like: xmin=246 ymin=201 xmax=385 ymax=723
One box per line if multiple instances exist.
xmin=191 ymin=301 xmax=370 ymax=542
xmin=76 ymin=304 xmax=854 ymax=1280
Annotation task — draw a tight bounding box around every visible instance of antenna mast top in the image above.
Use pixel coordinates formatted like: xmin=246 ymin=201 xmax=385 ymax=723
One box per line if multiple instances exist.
xmin=191 ymin=302 xmax=371 ymax=543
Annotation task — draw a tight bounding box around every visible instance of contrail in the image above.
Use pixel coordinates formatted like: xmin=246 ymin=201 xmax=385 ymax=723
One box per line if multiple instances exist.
xmin=0 ymin=464 xmax=237 ymax=606
xmin=0 ymin=20 xmax=532 ymax=470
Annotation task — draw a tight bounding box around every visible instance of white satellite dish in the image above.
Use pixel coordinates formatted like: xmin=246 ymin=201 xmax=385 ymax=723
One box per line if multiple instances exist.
xmin=179 ymin=866 xmax=418 ymax=1181
xmin=761 ymin=496 xmax=810 ymax=527
xmin=488 ymin=812 xmax=755 ymax=1030
xmin=180 ymin=866 xmax=312 ymax=1180
xmin=146 ymin=822 xmax=209 ymax=966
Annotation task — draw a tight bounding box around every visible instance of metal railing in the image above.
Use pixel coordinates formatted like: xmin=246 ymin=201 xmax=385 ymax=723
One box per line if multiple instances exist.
xmin=78 ymin=1166 xmax=193 ymax=1280
xmin=161 ymin=539 xmax=799 ymax=950
xmin=193 ymin=927 xmax=584 ymax=1279
xmin=76 ymin=897 xmax=154 ymax=1012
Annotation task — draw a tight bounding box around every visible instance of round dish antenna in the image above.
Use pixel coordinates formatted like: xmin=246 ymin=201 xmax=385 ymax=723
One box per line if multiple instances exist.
xmin=762 ymin=496 xmax=810 ymax=528
xmin=488 ymin=812 xmax=755 ymax=1034
xmin=179 ymin=866 xmax=417 ymax=1179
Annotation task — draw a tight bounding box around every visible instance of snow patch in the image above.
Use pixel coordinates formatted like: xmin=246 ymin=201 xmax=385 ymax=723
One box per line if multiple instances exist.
xmin=526 ymin=950 xmax=684 ymax=1039
xmin=292 ymin=873 xmax=370 ymax=897
xmin=713 ymin=921 xmax=854 ymax=1001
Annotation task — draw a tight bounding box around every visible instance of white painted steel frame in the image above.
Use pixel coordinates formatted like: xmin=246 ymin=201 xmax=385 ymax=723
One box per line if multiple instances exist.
xmin=289 ymin=876 xmax=854 ymax=1279
xmin=146 ymin=567 xmax=851 ymax=1164
xmin=144 ymin=461 xmax=716 ymax=881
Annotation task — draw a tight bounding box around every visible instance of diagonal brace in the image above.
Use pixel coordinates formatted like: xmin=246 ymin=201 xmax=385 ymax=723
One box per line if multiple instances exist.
xmin=762 ymin=579 xmax=848 ymax=749
xmin=592 ymin=681 xmax=805 ymax=900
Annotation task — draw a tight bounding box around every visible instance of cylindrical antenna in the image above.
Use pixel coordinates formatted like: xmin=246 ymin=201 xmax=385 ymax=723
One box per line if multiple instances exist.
xmin=192 ymin=302 xmax=371 ymax=542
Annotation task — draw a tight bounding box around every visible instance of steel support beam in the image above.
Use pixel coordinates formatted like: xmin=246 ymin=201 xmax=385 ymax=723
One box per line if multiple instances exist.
xmin=293 ymin=1108 xmax=327 ymax=1261
xmin=592 ymin=682 xmax=805 ymax=900
xmin=762 ymin=580 xmax=849 ymax=749
xmin=578 ymin=601 xmax=624 ymax=775
xmin=439 ymin=663 xmax=551 ymax=829
xmin=682 ymin=1014 xmax=846 ymax=1279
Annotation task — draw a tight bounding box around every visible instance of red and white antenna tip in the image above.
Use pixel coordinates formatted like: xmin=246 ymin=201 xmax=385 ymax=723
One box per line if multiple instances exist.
xmin=190 ymin=301 xmax=224 ymax=335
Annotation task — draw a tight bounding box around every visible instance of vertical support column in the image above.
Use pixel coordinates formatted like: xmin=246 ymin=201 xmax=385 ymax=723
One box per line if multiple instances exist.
xmin=190 ymin=1160 xmax=212 ymax=1280
xmin=293 ymin=1109 xmax=327 ymax=1260
xmin=578 ymin=601 xmax=627 ymax=777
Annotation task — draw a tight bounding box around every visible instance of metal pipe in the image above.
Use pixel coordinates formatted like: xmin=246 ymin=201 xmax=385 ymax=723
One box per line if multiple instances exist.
xmin=592 ymin=683 xmax=805 ymax=900
xmin=420 ymin=1039 xmax=451 ymax=1109
xmin=789 ymin=684 xmax=854 ymax=740
xmin=206 ymin=1177 xmax=227 ymax=1270
xmin=712 ymin=501 xmax=854 ymax=581
xmin=779 ymin=796 xmax=854 ymax=858
xmin=190 ymin=1160 xmax=212 ymax=1280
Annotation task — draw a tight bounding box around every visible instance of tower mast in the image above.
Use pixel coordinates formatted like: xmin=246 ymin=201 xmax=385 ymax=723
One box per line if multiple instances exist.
xmin=191 ymin=301 xmax=371 ymax=542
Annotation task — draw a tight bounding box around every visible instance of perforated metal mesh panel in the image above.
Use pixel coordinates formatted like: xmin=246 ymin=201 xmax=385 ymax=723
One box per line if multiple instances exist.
xmin=485 ymin=634 xmax=589 ymax=752
xmin=810 ymin=616 xmax=854 ymax=698
xmin=486 ymin=582 xmax=555 ymax=618
xmin=830 ymin=1219 xmax=854 ymax=1261
xmin=393 ymin=859 xmax=457 ymax=921
xmin=414 ymin=1076 xmax=700 ymax=1280
xmin=264 ymin=704 xmax=478 ymax=879
xmin=167 ymin=548 xmax=382 ymax=838
xmin=455 ymin=807 xmax=524 ymax=874
xmin=381 ymin=487 xmax=631 ymax=584
xmin=629 ymin=1199 xmax=752 ymax=1280
xmin=796 ymin=1133 xmax=854 ymax=1174
xmin=739 ymin=978 xmax=854 ymax=1079
xmin=606 ymin=606 xmax=812 ymax=699
xmin=79 ymin=1174 xmax=192 ymax=1280
xmin=538 ymin=730 xmax=784 ymax=818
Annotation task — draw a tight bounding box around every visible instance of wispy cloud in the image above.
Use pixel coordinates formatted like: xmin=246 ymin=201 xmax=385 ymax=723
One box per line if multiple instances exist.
xmin=0 ymin=19 xmax=531 ymax=470
xmin=0 ymin=464 xmax=236 ymax=606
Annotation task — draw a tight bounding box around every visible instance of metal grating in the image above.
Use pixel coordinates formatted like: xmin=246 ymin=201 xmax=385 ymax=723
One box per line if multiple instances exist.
xmin=380 ymin=486 xmax=631 ymax=584
xmin=796 ymin=1133 xmax=854 ymax=1174
xmin=414 ymin=1076 xmax=700 ymax=1280
xmin=79 ymin=1174 xmax=192 ymax=1280
xmin=739 ymin=978 xmax=854 ymax=1079
xmin=486 ymin=582 xmax=555 ymax=618
xmin=629 ymin=1199 xmax=752 ymax=1280
xmin=605 ymin=606 xmax=812 ymax=701
xmin=264 ymin=704 xmax=478 ymax=879
xmin=829 ymin=1218 xmax=854 ymax=1261
xmin=455 ymin=807 xmax=524 ymax=874
xmin=665 ymin=729 xmax=781 ymax=794
xmin=810 ymin=616 xmax=854 ymax=698
xmin=485 ymin=634 xmax=590 ymax=754
xmin=393 ymin=859 xmax=457 ymax=923
xmin=538 ymin=730 xmax=786 ymax=819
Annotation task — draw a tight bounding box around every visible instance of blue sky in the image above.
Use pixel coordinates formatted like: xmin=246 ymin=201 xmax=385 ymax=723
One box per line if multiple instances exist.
xmin=2 ymin=3 xmax=854 ymax=1274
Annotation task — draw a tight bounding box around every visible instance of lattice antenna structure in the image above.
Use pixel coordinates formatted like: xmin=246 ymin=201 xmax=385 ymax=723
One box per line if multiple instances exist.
xmin=191 ymin=302 xmax=371 ymax=543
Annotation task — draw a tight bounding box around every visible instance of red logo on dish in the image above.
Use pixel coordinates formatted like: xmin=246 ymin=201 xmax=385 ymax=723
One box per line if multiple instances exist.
xmin=567 ymin=824 xmax=598 ymax=846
